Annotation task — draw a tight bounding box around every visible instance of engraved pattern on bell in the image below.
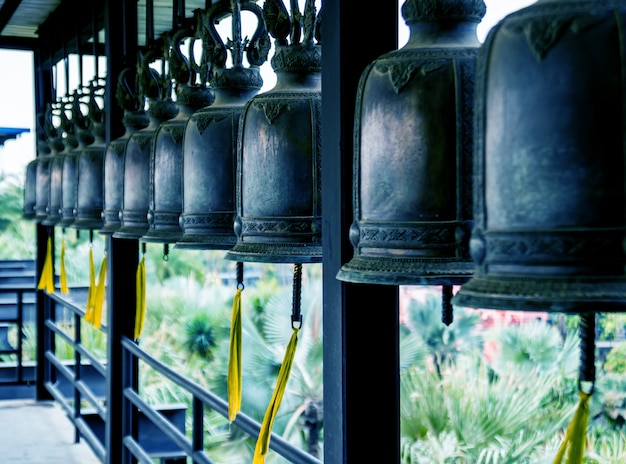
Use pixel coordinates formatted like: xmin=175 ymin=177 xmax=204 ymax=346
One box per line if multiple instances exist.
xmin=453 ymin=0 xmax=626 ymax=313
xmin=337 ymin=0 xmax=485 ymax=285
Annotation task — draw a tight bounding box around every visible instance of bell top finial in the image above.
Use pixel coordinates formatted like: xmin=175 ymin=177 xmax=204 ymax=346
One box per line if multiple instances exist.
xmin=264 ymin=0 xmax=321 ymax=73
xmin=402 ymin=0 xmax=487 ymax=24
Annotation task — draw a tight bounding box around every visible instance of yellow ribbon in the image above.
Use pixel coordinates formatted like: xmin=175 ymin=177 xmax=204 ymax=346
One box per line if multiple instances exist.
xmin=134 ymin=255 xmax=146 ymax=340
xmin=253 ymin=327 xmax=300 ymax=464
xmin=84 ymin=247 xmax=96 ymax=324
xmin=59 ymin=237 xmax=69 ymax=294
xmin=37 ymin=237 xmax=55 ymax=293
xmin=553 ymin=390 xmax=591 ymax=464
xmin=91 ymin=254 xmax=107 ymax=329
xmin=228 ymin=287 xmax=243 ymax=422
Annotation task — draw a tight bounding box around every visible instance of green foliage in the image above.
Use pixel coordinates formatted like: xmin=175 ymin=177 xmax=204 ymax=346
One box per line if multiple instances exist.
xmin=604 ymin=342 xmax=626 ymax=374
xmin=0 ymin=173 xmax=35 ymax=259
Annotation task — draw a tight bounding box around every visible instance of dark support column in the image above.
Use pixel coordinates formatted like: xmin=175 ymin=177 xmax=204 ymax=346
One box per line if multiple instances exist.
xmin=35 ymin=224 xmax=54 ymax=400
xmin=34 ymin=48 xmax=54 ymax=401
xmin=105 ymin=237 xmax=138 ymax=464
xmin=321 ymin=1 xmax=400 ymax=463
xmin=104 ymin=1 xmax=138 ymax=462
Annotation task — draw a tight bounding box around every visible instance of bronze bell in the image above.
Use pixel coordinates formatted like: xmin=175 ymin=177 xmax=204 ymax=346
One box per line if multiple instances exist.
xmin=72 ymin=81 xmax=107 ymax=230
xmin=42 ymin=99 xmax=78 ymax=226
xmin=176 ymin=0 xmax=269 ymax=250
xmin=141 ymin=16 xmax=215 ymax=244
xmin=23 ymin=157 xmax=38 ymax=220
xmin=100 ymin=68 xmax=150 ymax=235
xmin=58 ymin=91 xmax=95 ymax=229
xmin=337 ymin=0 xmax=486 ymax=291
xmin=453 ymin=0 xmax=626 ymax=313
xmin=34 ymin=103 xmax=62 ymax=223
xmin=114 ymin=43 xmax=179 ymax=240
xmin=225 ymin=0 xmax=322 ymax=264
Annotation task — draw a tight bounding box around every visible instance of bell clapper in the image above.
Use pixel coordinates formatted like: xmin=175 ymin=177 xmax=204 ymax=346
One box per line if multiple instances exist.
xmin=442 ymin=285 xmax=454 ymax=326
xmin=163 ymin=243 xmax=169 ymax=261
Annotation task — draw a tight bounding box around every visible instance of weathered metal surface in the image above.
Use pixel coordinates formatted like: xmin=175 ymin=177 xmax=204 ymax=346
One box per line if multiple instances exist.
xmin=73 ymin=82 xmax=107 ymax=230
xmin=337 ymin=0 xmax=486 ymax=286
xmin=176 ymin=1 xmax=268 ymax=250
xmin=42 ymin=100 xmax=77 ymax=226
xmin=141 ymin=12 xmax=215 ymax=244
xmin=225 ymin=0 xmax=322 ymax=263
xmin=114 ymin=42 xmax=179 ymax=240
xmin=453 ymin=0 xmax=626 ymax=313
xmin=100 ymin=68 xmax=150 ymax=235
xmin=34 ymin=103 xmax=63 ymax=223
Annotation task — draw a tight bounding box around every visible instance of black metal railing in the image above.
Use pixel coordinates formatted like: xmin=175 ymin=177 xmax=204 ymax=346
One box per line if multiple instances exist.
xmin=44 ymin=287 xmax=108 ymax=461
xmin=0 ymin=260 xmax=37 ymax=390
xmin=121 ymin=337 xmax=322 ymax=464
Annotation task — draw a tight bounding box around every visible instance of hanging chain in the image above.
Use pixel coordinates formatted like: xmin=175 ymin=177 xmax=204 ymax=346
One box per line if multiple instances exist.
xmin=441 ymin=285 xmax=454 ymax=326
xmin=578 ymin=312 xmax=596 ymax=394
xmin=236 ymin=262 xmax=245 ymax=290
xmin=291 ymin=264 xmax=303 ymax=329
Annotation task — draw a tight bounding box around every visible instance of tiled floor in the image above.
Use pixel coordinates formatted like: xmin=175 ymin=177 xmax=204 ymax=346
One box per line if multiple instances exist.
xmin=0 ymin=399 xmax=101 ymax=463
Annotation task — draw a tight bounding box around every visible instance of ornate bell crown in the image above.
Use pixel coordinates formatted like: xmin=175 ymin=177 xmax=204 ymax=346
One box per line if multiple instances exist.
xmin=264 ymin=0 xmax=322 ymax=72
xmin=201 ymin=0 xmax=269 ymax=90
xmin=402 ymin=0 xmax=487 ymax=24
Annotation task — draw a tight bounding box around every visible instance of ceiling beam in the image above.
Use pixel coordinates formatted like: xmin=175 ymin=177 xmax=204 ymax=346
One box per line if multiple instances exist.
xmin=0 ymin=0 xmax=22 ymax=35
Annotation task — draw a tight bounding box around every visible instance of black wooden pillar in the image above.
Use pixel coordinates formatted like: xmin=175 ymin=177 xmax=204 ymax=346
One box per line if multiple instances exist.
xmin=104 ymin=1 xmax=139 ymax=463
xmin=321 ymin=1 xmax=400 ymax=463
xmin=34 ymin=47 xmax=55 ymax=401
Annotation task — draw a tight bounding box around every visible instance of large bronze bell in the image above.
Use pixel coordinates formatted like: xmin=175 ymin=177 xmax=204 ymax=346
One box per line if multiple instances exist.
xmin=337 ymin=0 xmax=486 ymax=289
xmin=58 ymin=92 xmax=95 ymax=228
xmin=114 ymin=44 xmax=179 ymax=240
xmin=142 ymin=16 xmax=215 ymax=244
xmin=42 ymin=99 xmax=77 ymax=226
xmin=34 ymin=103 xmax=62 ymax=223
xmin=23 ymin=157 xmax=38 ymax=220
xmin=72 ymin=82 xmax=107 ymax=230
xmin=453 ymin=0 xmax=626 ymax=313
xmin=225 ymin=0 xmax=322 ymax=264
xmin=100 ymin=68 xmax=150 ymax=235
xmin=176 ymin=0 xmax=269 ymax=250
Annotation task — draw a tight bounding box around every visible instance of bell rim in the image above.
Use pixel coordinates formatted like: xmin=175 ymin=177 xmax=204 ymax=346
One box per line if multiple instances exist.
xmin=453 ymin=275 xmax=626 ymax=313
xmin=174 ymin=233 xmax=236 ymax=251
xmin=140 ymin=230 xmax=184 ymax=244
xmin=112 ymin=226 xmax=149 ymax=240
xmin=224 ymin=243 xmax=322 ymax=264
xmin=71 ymin=219 xmax=104 ymax=230
xmin=337 ymin=256 xmax=474 ymax=286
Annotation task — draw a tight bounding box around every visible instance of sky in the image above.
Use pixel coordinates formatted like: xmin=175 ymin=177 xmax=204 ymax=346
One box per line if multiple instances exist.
xmin=0 ymin=0 xmax=537 ymax=181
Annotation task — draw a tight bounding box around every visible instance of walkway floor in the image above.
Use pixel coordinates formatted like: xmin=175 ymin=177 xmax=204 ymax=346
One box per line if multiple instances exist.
xmin=0 ymin=399 xmax=102 ymax=463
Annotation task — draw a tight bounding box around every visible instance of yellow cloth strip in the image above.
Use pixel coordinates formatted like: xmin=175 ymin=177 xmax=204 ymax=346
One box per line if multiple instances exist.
xmin=37 ymin=237 xmax=54 ymax=293
xmin=228 ymin=287 xmax=243 ymax=422
xmin=91 ymin=254 xmax=107 ymax=329
xmin=84 ymin=247 xmax=96 ymax=324
xmin=553 ymin=391 xmax=591 ymax=464
xmin=134 ymin=255 xmax=146 ymax=340
xmin=253 ymin=327 xmax=300 ymax=464
xmin=59 ymin=237 xmax=69 ymax=294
